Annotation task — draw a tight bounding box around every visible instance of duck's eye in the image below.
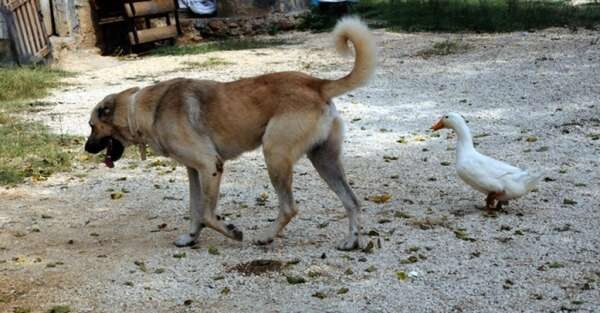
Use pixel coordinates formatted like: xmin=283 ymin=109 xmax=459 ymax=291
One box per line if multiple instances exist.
xmin=445 ymin=115 xmax=449 ymax=118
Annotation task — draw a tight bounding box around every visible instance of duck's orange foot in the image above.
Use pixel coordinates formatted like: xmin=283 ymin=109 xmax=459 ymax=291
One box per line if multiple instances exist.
xmin=484 ymin=191 xmax=506 ymax=210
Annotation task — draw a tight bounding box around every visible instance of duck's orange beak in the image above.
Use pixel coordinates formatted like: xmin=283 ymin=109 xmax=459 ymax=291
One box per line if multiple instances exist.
xmin=431 ymin=119 xmax=444 ymax=131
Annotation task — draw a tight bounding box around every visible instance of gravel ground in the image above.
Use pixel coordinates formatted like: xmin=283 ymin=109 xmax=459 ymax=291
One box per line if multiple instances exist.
xmin=1 ymin=28 xmax=599 ymax=313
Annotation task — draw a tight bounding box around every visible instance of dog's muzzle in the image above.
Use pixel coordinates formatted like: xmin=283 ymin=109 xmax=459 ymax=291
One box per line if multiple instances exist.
xmin=85 ymin=136 xmax=125 ymax=168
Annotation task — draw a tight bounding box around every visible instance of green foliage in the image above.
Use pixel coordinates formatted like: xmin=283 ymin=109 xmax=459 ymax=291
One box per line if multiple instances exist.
xmin=303 ymin=0 xmax=600 ymax=33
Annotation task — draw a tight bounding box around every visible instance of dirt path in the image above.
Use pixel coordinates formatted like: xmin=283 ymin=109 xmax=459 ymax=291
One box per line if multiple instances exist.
xmin=1 ymin=28 xmax=600 ymax=313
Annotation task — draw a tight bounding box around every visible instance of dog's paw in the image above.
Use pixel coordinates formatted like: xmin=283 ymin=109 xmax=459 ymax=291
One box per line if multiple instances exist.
xmin=336 ymin=233 xmax=360 ymax=251
xmin=174 ymin=233 xmax=197 ymax=247
xmin=226 ymin=224 xmax=243 ymax=241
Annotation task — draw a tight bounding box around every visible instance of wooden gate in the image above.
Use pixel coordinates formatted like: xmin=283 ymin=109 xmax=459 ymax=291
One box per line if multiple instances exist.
xmin=1 ymin=0 xmax=49 ymax=64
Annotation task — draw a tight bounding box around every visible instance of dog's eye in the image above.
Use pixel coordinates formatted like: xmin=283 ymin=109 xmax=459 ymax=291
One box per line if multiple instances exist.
xmin=445 ymin=115 xmax=449 ymax=119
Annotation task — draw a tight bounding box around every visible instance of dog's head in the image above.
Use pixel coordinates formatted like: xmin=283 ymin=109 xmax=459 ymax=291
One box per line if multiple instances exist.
xmin=84 ymin=87 xmax=139 ymax=168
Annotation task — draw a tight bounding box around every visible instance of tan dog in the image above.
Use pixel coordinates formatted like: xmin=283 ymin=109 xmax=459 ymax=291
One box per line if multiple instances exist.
xmin=84 ymin=17 xmax=376 ymax=250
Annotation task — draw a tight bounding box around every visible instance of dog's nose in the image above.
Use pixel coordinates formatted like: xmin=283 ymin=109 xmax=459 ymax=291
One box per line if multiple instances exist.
xmin=84 ymin=139 xmax=94 ymax=153
xmin=84 ymin=137 xmax=103 ymax=153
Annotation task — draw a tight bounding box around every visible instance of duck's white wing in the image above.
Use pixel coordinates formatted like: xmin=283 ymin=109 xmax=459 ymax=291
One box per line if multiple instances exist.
xmin=457 ymin=157 xmax=506 ymax=193
xmin=457 ymin=151 xmax=526 ymax=193
xmin=476 ymin=153 xmax=523 ymax=175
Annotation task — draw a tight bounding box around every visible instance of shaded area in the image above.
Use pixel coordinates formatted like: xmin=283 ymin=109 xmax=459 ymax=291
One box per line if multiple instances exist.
xmin=303 ymin=0 xmax=600 ymax=32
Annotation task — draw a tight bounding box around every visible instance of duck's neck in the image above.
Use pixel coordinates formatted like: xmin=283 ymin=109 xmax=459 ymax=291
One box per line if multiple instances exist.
xmin=452 ymin=122 xmax=475 ymax=158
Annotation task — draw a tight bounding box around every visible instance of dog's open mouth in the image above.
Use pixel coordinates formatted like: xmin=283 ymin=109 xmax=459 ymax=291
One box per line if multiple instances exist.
xmin=103 ymin=138 xmax=124 ymax=168
xmin=104 ymin=139 xmax=115 ymax=168
xmin=85 ymin=136 xmax=124 ymax=168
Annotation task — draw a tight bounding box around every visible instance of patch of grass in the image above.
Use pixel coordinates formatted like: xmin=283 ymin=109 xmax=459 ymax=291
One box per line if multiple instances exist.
xmin=304 ymin=0 xmax=600 ymax=32
xmin=181 ymin=57 xmax=235 ymax=69
xmin=149 ymin=38 xmax=289 ymax=56
xmin=0 ymin=66 xmax=68 ymax=102
xmin=0 ymin=126 xmax=74 ymax=181
xmin=47 ymin=305 xmax=71 ymax=313
xmin=417 ymin=40 xmax=471 ymax=58
xmin=0 ymin=66 xmax=80 ymax=185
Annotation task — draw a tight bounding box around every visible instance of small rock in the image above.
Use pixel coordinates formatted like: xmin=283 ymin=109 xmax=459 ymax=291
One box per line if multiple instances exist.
xmin=365 ymin=265 xmax=377 ymax=273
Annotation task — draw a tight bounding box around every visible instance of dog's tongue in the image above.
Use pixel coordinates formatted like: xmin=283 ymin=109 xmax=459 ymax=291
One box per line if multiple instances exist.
xmin=104 ymin=139 xmax=114 ymax=168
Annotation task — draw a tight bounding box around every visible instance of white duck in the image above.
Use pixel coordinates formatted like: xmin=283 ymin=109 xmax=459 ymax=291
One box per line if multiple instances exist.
xmin=431 ymin=113 xmax=542 ymax=210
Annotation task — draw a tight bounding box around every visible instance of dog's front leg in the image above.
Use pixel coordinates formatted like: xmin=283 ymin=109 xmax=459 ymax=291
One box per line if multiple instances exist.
xmin=195 ymin=159 xmax=244 ymax=242
xmin=174 ymin=167 xmax=205 ymax=247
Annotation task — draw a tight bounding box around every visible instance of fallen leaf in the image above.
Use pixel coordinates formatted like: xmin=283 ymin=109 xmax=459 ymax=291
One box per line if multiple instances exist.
xmin=173 ymin=252 xmax=186 ymax=259
xmin=362 ymin=240 xmax=375 ymax=254
xmin=286 ymin=275 xmax=306 ymax=284
xmin=396 ymin=271 xmax=407 ymax=280
xmin=368 ymin=193 xmax=391 ymax=204
xmin=312 ymin=291 xmax=327 ymax=299
xmin=208 ymin=246 xmax=220 ymax=255
xmin=110 ymin=192 xmax=123 ymax=200
xmin=526 ymin=136 xmax=538 ymax=142
xmin=563 ymin=198 xmax=577 ymax=205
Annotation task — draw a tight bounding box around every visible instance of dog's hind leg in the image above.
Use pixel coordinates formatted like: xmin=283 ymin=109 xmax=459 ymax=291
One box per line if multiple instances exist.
xmin=255 ymin=113 xmax=319 ymax=245
xmin=174 ymin=167 xmax=205 ymax=247
xmin=308 ymin=117 xmax=362 ymax=250
xmin=255 ymin=149 xmax=297 ymax=245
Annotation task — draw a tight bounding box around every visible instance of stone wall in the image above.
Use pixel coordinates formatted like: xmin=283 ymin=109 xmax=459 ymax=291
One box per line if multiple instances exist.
xmin=216 ymin=0 xmax=310 ymax=17
xmin=195 ymin=12 xmax=305 ymax=38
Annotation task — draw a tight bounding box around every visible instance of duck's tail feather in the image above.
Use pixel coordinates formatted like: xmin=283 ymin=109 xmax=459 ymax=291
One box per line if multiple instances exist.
xmin=524 ymin=170 xmax=544 ymax=191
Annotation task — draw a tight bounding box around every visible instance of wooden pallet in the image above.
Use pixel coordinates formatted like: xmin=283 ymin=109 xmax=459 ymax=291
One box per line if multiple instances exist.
xmin=1 ymin=0 xmax=49 ymax=64
xmin=124 ymin=0 xmax=181 ymax=46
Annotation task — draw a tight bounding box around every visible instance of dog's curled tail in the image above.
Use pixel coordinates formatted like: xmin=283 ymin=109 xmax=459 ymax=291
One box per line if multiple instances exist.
xmin=320 ymin=17 xmax=377 ymax=99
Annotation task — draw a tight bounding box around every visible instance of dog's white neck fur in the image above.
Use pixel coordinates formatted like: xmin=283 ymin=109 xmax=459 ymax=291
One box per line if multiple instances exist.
xmin=126 ymin=91 xmax=148 ymax=160
xmin=127 ymin=92 xmax=141 ymax=141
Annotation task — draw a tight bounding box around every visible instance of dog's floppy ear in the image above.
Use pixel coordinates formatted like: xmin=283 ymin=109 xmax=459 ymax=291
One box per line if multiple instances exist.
xmin=97 ymin=95 xmax=116 ymax=122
